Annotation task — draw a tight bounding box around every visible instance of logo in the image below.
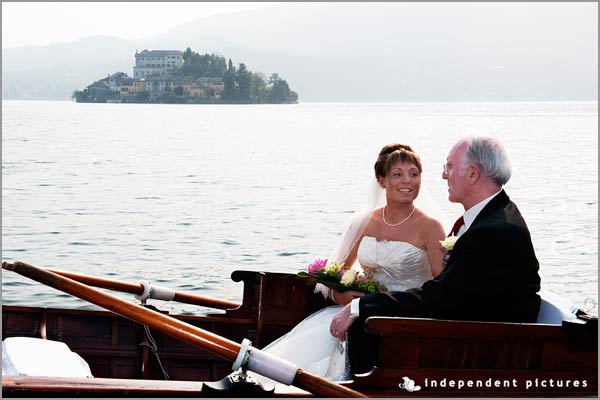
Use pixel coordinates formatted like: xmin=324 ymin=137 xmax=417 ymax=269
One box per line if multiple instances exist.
xmin=399 ymin=376 xmax=421 ymax=392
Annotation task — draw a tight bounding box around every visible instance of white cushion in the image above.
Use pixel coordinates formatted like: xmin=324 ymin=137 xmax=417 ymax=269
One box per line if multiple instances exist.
xmin=2 ymin=337 xmax=93 ymax=378
xmin=536 ymin=289 xmax=580 ymax=324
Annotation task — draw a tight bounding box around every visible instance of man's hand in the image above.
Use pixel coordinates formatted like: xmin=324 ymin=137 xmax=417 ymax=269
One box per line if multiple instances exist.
xmin=330 ymin=303 xmax=355 ymax=341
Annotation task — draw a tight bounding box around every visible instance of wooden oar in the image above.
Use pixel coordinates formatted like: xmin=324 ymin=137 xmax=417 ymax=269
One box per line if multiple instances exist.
xmin=2 ymin=261 xmax=366 ymax=398
xmin=45 ymin=268 xmax=240 ymax=310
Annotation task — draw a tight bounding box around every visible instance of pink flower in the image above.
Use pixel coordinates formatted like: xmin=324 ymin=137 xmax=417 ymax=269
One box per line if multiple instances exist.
xmin=307 ymin=258 xmax=327 ymax=274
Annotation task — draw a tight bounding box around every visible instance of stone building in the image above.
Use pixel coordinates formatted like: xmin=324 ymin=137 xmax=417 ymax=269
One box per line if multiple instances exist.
xmin=133 ymin=50 xmax=184 ymax=79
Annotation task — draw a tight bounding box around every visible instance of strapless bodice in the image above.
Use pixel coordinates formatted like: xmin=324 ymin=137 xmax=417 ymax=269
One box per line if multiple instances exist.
xmin=357 ymin=236 xmax=432 ymax=292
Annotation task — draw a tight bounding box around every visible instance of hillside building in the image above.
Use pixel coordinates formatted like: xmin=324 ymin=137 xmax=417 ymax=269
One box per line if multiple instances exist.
xmin=133 ymin=50 xmax=184 ymax=79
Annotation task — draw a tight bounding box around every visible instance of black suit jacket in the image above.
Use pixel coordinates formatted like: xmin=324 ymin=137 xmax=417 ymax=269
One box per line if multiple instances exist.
xmin=350 ymin=190 xmax=542 ymax=373
xmin=419 ymin=189 xmax=541 ymax=322
xmin=359 ymin=189 xmax=541 ymax=323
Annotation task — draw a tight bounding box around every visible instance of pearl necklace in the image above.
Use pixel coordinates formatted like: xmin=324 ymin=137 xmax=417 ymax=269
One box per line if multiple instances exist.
xmin=382 ymin=205 xmax=416 ymax=227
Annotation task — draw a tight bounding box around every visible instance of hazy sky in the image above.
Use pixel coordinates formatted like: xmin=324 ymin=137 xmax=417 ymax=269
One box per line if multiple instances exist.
xmin=1 ymin=2 xmax=279 ymax=49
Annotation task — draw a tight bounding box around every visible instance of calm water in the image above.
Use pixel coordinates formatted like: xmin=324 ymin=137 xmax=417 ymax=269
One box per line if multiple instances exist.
xmin=2 ymin=100 xmax=597 ymax=315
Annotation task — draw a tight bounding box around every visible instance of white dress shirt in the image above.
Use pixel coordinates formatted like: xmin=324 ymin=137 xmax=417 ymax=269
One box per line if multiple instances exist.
xmin=456 ymin=189 xmax=502 ymax=236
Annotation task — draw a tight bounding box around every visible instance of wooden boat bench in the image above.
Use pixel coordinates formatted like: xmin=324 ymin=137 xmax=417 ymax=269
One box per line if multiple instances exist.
xmin=349 ymin=316 xmax=598 ymax=397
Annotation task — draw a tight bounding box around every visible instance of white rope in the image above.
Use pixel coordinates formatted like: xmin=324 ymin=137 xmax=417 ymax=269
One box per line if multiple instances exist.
xmin=232 ymin=338 xmax=298 ymax=386
xmin=149 ymin=284 xmax=175 ymax=301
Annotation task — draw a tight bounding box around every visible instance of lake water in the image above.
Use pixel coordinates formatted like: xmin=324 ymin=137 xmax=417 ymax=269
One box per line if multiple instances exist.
xmin=2 ymin=100 xmax=597 ymax=315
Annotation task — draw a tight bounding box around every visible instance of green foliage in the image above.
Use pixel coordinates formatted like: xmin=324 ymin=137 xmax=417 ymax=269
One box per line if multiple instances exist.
xmin=181 ymin=50 xmax=227 ymax=79
xmin=221 ymin=60 xmax=298 ymax=104
xmin=353 ymin=271 xmax=388 ymax=293
xmin=183 ymin=47 xmax=193 ymax=62
xmin=250 ymin=72 xmax=268 ymax=103
xmin=268 ymin=73 xmax=281 ymax=85
xmin=267 ymin=74 xmax=297 ymax=104
xmin=173 ymin=86 xmax=184 ymax=96
xmin=222 ymin=60 xmax=238 ymax=101
xmin=73 ymin=90 xmax=90 ymax=102
xmin=157 ymin=92 xmax=185 ymax=104
xmin=135 ymin=91 xmax=150 ymax=102
xmin=236 ymin=63 xmax=251 ymax=102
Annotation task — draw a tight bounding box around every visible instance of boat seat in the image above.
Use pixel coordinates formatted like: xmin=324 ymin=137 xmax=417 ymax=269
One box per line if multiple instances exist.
xmin=2 ymin=337 xmax=93 ymax=378
xmin=536 ymin=289 xmax=581 ymax=324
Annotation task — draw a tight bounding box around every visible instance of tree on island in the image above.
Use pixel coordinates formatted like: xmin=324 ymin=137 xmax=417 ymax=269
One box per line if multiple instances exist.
xmin=250 ymin=72 xmax=269 ymax=103
xmin=72 ymin=89 xmax=90 ymax=102
xmin=268 ymin=73 xmax=298 ymax=104
xmin=219 ymin=58 xmax=298 ymax=104
xmin=182 ymin=47 xmax=227 ymax=79
xmin=222 ymin=59 xmax=238 ymax=102
xmin=236 ymin=63 xmax=251 ymax=103
xmin=173 ymin=86 xmax=184 ymax=97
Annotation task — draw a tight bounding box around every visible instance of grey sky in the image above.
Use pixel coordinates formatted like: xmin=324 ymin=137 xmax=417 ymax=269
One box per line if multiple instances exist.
xmin=1 ymin=2 xmax=278 ymax=49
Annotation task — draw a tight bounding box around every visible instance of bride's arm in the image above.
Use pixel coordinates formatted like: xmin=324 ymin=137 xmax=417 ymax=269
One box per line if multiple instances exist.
xmin=340 ymin=239 xmax=360 ymax=270
xmin=423 ymin=217 xmax=446 ymax=277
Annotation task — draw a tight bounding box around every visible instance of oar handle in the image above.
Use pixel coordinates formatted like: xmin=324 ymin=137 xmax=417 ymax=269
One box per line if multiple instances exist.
xmin=2 ymin=261 xmax=366 ymax=398
xmin=45 ymin=268 xmax=240 ymax=310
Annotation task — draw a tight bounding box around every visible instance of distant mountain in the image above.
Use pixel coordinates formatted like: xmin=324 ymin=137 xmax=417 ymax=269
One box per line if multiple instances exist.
xmin=2 ymin=2 xmax=597 ymax=101
xmin=2 ymin=36 xmax=134 ymax=100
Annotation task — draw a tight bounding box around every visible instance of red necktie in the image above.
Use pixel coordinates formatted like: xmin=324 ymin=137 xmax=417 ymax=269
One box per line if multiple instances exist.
xmin=449 ymin=216 xmax=464 ymax=237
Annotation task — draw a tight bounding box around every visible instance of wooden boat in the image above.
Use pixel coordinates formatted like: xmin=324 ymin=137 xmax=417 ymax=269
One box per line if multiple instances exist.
xmin=2 ymin=261 xmax=598 ymax=397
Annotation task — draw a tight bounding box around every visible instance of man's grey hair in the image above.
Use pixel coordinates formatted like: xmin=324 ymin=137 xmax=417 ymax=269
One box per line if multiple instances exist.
xmin=464 ymin=136 xmax=512 ymax=185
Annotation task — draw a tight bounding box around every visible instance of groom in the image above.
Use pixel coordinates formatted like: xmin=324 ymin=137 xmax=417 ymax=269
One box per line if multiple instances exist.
xmin=330 ymin=136 xmax=541 ymax=374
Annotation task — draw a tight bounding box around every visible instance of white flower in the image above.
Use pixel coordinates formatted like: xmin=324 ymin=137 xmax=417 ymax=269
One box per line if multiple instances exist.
xmin=324 ymin=262 xmax=343 ymax=274
xmin=439 ymin=235 xmax=459 ymax=252
xmin=340 ymin=270 xmax=357 ymax=286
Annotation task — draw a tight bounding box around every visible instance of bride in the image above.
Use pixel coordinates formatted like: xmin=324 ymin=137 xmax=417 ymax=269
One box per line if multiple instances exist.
xmin=255 ymin=144 xmax=447 ymax=381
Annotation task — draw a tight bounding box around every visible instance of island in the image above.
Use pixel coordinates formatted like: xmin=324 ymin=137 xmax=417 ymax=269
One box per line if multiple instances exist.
xmin=73 ymin=48 xmax=298 ymax=104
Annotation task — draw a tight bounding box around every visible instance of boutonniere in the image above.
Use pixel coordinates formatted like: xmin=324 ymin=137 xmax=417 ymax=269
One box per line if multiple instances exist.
xmin=439 ymin=236 xmax=459 ymax=252
xmin=440 ymin=236 xmax=459 ymax=264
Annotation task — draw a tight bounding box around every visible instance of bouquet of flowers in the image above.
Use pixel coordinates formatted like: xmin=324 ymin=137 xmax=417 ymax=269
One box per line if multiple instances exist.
xmin=297 ymin=258 xmax=387 ymax=294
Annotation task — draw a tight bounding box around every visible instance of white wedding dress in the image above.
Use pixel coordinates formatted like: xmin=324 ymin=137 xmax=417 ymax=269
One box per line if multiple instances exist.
xmin=253 ymin=236 xmax=433 ymax=383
